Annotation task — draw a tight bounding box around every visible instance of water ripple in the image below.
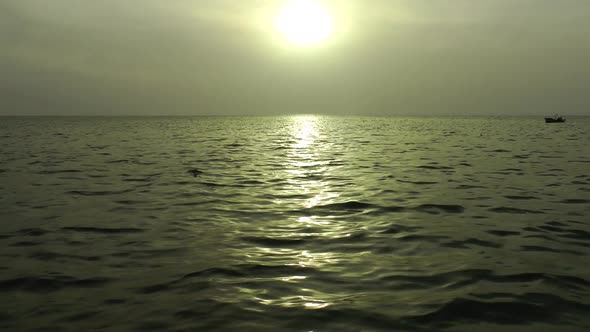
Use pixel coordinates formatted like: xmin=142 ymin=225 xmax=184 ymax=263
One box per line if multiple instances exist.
xmin=1 ymin=116 xmax=589 ymax=331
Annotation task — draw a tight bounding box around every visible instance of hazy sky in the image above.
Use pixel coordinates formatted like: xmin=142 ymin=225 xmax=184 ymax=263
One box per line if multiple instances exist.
xmin=1 ymin=0 xmax=589 ymax=116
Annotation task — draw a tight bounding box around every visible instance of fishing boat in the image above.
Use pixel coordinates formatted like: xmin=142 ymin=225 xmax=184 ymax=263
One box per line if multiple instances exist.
xmin=544 ymin=114 xmax=566 ymax=123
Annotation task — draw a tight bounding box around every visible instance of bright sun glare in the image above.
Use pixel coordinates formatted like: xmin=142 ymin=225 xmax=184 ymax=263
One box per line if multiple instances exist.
xmin=276 ymin=0 xmax=334 ymax=46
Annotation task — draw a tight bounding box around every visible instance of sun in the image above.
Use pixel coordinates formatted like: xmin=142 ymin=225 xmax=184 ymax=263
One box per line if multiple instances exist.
xmin=276 ymin=0 xmax=334 ymax=46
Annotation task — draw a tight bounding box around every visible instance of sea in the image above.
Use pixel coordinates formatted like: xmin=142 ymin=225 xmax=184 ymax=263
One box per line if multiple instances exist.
xmin=0 ymin=115 xmax=589 ymax=331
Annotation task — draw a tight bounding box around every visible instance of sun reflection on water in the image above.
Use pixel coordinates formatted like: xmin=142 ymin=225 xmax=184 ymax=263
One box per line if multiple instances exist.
xmin=292 ymin=115 xmax=319 ymax=149
xmin=297 ymin=216 xmax=330 ymax=226
xmin=257 ymin=295 xmax=331 ymax=310
xmin=238 ymin=246 xmax=346 ymax=310
xmin=286 ymin=115 xmax=340 ymax=209
xmin=234 ymin=116 xmax=354 ymax=311
xmin=288 ymin=249 xmax=341 ymax=268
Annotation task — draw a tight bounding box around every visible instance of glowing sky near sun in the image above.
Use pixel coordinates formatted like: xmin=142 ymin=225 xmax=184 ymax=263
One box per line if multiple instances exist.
xmin=275 ymin=0 xmax=334 ymax=46
xmin=1 ymin=0 xmax=589 ymax=115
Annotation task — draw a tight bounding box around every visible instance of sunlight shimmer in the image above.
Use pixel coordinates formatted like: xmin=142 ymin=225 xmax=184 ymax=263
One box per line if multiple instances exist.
xmin=285 ymin=116 xmax=340 ymax=209
xmin=276 ymin=0 xmax=334 ymax=45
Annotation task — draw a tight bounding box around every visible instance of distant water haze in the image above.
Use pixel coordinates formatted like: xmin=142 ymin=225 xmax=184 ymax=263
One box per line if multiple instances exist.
xmin=1 ymin=116 xmax=589 ymax=331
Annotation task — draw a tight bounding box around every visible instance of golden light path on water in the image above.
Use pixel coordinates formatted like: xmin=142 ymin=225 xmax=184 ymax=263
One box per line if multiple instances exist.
xmin=287 ymin=116 xmax=340 ymax=210
xmin=246 ymin=116 xmax=351 ymax=310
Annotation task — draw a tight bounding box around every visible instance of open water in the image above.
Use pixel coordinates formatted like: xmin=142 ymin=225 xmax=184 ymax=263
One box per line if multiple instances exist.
xmin=1 ymin=116 xmax=589 ymax=331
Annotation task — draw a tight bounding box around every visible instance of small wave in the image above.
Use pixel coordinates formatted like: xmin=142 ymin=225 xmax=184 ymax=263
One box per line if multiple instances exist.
xmin=10 ymin=241 xmax=41 ymax=247
xmin=501 ymin=168 xmax=523 ymax=172
xmin=265 ymin=193 xmax=310 ymax=200
xmin=173 ymin=200 xmax=226 ymax=206
xmin=114 ymin=200 xmax=148 ymax=205
xmin=504 ymin=195 xmax=538 ymax=200
xmin=411 ymin=291 xmax=590 ymax=328
xmin=512 ymin=154 xmax=530 ymax=159
xmin=454 ymin=185 xmax=486 ymax=189
xmin=380 ymin=224 xmax=421 ymax=234
xmin=182 ymin=267 xmax=247 ymax=280
xmin=86 ymin=144 xmax=110 ymax=150
xmin=537 ymin=225 xmax=566 ymax=233
xmin=36 ymin=169 xmax=82 ymax=174
xmin=17 ymin=228 xmax=48 ymax=236
xmin=398 ymin=180 xmax=438 ymax=185
xmin=384 ymin=269 xmax=590 ymax=293
xmin=237 ymin=179 xmax=266 ymax=185
xmin=416 ymin=165 xmax=454 ymax=170
xmin=30 ymin=251 xmax=101 ymax=262
xmin=0 ymin=276 xmax=111 ymax=293
xmin=131 ymin=161 xmax=156 ymax=165
xmin=442 ymin=238 xmax=500 ymax=249
xmin=396 ymin=234 xmax=448 ymax=242
xmin=293 ymin=174 xmax=324 ymax=181
xmin=489 ymin=207 xmax=544 ymax=214
xmin=329 ymin=201 xmax=375 ymax=210
xmin=380 ymin=269 xmax=490 ymax=290
xmin=520 ymin=245 xmax=582 ymax=255
xmin=61 ymin=311 xmax=101 ymax=322
xmin=199 ymin=182 xmax=229 ymax=188
xmin=138 ymin=264 xmax=317 ymax=294
xmin=307 ymin=201 xmax=378 ymax=213
xmin=62 ymin=226 xmax=143 ymax=234
xmin=560 ymin=230 xmax=590 ymax=241
xmin=103 ymin=298 xmax=127 ymax=305
xmin=122 ymin=178 xmax=151 ymax=182
xmin=546 ymin=221 xmax=568 ymax=227
xmin=241 ymin=236 xmax=307 ymax=247
xmin=486 ymin=230 xmax=520 ymax=237
xmin=561 ymin=199 xmax=589 ymax=204
xmin=188 ymin=264 xmax=316 ymax=280
xmin=407 ymin=297 xmax=552 ymax=326
xmin=67 ymin=189 xmax=134 ymax=196
xmin=415 ymin=204 xmax=465 ymax=214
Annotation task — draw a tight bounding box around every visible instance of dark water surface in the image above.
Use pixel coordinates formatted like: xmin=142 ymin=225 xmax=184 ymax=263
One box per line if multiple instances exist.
xmin=1 ymin=116 xmax=589 ymax=331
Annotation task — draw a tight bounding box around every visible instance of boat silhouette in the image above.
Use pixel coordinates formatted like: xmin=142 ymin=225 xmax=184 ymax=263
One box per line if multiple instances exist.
xmin=544 ymin=114 xmax=566 ymax=123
